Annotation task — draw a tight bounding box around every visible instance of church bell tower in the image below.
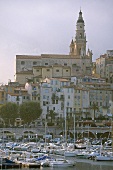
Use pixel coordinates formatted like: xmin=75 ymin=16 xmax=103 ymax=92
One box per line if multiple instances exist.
xmin=70 ymin=10 xmax=87 ymax=57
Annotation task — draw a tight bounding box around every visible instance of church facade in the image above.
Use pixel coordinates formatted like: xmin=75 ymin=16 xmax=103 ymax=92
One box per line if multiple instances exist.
xmin=15 ymin=10 xmax=93 ymax=84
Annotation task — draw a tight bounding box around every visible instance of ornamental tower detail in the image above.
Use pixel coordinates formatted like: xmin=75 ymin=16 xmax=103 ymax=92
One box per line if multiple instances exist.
xmin=70 ymin=10 xmax=87 ymax=57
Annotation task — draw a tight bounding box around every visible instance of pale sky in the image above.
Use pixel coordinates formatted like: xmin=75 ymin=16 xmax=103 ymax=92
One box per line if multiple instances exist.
xmin=0 ymin=0 xmax=113 ymax=84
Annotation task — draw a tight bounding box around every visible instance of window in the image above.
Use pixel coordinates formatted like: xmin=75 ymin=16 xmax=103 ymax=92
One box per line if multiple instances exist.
xmin=34 ymin=97 xmax=36 ymax=100
xmin=67 ymin=102 xmax=69 ymax=106
xmin=23 ymin=96 xmax=25 ymax=99
xmin=36 ymin=70 xmax=39 ymax=72
xmin=68 ymin=95 xmax=70 ymax=99
xmin=43 ymin=101 xmax=46 ymax=106
xmin=45 ymin=89 xmax=49 ymax=93
xmin=51 ymin=80 xmax=53 ymax=85
xmin=52 ymin=100 xmax=55 ymax=104
xmin=72 ymin=48 xmax=74 ymax=52
xmin=47 ymin=107 xmax=49 ymax=112
xmin=62 ymin=82 xmax=64 ymax=86
xmin=47 ymin=69 xmax=50 ymax=71
xmin=64 ymin=63 xmax=67 ymax=66
xmin=80 ymin=33 xmax=82 ymax=38
xmin=2 ymin=92 xmax=4 ymax=97
xmin=66 ymin=70 xmax=68 ymax=72
xmin=21 ymin=61 xmax=25 ymax=65
xmin=56 ymin=100 xmax=58 ymax=104
xmin=43 ymin=95 xmax=46 ymax=99
xmin=27 ymin=96 xmax=29 ymax=100
xmin=45 ymin=63 xmax=48 ymax=65
xmin=33 ymin=61 xmax=37 ymax=65
xmin=56 ymin=70 xmax=59 ymax=72
xmin=32 ymin=86 xmax=36 ymax=90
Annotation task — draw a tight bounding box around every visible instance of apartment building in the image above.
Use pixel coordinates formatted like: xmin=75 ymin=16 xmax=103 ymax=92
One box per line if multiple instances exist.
xmin=80 ymin=81 xmax=113 ymax=117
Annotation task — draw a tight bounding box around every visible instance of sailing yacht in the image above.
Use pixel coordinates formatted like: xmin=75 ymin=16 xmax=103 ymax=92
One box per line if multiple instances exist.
xmin=95 ymin=120 xmax=113 ymax=161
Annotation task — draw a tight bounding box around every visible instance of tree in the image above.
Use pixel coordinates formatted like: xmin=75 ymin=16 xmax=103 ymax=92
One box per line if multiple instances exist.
xmin=0 ymin=102 xmax=19 ymax=126
xmin=90 ymin=103 xmax=99 ymax=120
xmin=19 ymin=101 xmax=42 ymax=124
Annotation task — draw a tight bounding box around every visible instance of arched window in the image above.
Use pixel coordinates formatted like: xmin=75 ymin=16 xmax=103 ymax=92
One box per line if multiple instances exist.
xmin=79 ymin=48 xmax=81 ymax=55
xmin=80 ymin=33 xmax=82 ymax=38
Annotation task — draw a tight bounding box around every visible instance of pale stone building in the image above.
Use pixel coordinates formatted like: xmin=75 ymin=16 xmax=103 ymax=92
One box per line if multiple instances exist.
xmin=96 ymin=50 xmax=113 ymax=81
xmin=40 ymin=78 xmax=70 ymax=118
xmin=80 ymin=81 xmax=113 ymax=117
xmin=15 ymin=10 xmax=93 ymax=84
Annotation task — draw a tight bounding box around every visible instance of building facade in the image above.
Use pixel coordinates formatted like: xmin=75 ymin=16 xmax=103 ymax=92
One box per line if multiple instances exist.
xmin=15 ymin=10 xmax=93 ymax=85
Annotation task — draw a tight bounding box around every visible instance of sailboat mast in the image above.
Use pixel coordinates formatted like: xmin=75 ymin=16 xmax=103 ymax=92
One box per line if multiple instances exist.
xmin=74 ymin=113 xmax=75 ymax=145
xmin=65 ymin=113 xmax=67 ymax=143
xmin=112 ymin=120 xmax=113 ymax=156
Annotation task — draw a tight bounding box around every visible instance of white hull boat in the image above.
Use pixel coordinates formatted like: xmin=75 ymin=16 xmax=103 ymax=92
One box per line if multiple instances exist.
xmin=95 ymin=155 xmax=113 ymax=161
xmin=50 ymin=159 xmax=76 ymax=167
xmin=64 ymin=150 xmax=77 ymax=157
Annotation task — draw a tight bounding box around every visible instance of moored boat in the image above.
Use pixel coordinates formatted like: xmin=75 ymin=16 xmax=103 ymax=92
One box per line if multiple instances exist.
xmin=95 ymin=153 xmax=113 ymax=161
xmin=49 ymin=158 xmax=76 ymax=167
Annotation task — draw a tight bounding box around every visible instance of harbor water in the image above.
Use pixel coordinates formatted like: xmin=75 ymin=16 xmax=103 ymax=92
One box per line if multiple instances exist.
xmin=8 ymin=159 xmax=113 ymax=170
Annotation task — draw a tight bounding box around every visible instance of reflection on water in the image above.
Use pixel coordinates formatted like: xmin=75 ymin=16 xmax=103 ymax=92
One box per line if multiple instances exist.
xmin=11 ymin=159 xmax=113 ymax=170
xmin=75 ymin=159 xmax=113 ymax=170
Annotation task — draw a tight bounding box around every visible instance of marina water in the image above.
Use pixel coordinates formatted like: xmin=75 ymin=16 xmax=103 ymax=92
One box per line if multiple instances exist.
xmin=9 ymin=159 xmax=113 ymax=170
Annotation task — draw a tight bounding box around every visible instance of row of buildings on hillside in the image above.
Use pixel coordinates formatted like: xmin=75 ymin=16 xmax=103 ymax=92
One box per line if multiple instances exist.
xmin=0 ymin=75 xmax=113 ymax=121
xmin=0 ymin=10 xmax=113 ymax=121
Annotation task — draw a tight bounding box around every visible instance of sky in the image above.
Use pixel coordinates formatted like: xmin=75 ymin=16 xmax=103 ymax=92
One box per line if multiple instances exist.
xmin=0 ymin=0 xmax=113 ymax=84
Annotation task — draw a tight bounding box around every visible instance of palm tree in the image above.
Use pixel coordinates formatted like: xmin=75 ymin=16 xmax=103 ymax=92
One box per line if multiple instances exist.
xmin=90 ymin=103 xmax=99 ymax=120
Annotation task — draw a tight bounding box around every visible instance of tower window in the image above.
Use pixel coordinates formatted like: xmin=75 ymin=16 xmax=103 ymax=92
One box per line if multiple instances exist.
xmin=72 ymin=48 xmax=74 ymax=52
xmin=80 ymin=33 xmax=82 ymax=38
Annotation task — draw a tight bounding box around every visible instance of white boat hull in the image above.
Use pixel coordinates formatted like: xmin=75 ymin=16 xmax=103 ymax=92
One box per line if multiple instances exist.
xmin=96 ymin=155 xmax=113 ymax=161
xmin=64 ymin=151 xmax=76 ymax=157
xmin=50 ymin=159 xmax=76 ymax=167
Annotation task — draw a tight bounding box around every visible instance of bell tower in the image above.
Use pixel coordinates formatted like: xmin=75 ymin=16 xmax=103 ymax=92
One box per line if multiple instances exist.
xmin=70 ymin=10 xmax=87 ymax=56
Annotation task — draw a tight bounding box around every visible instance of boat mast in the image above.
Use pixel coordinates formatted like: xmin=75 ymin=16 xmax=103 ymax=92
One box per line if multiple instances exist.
xmin=74 ymin=111 xmax=76 ymax=145
xmin=111 ymin=120 xmax=113 ymax=156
